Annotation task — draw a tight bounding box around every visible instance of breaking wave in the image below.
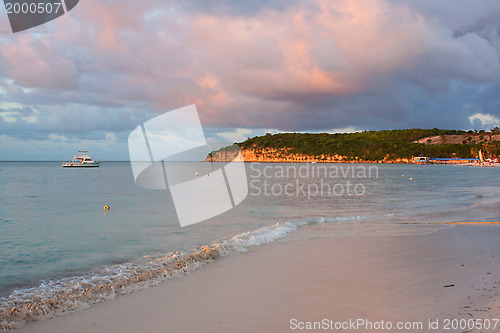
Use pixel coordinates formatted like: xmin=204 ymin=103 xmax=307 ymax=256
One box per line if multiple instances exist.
xmin=0 ymin=215 xmax=365 ymax=329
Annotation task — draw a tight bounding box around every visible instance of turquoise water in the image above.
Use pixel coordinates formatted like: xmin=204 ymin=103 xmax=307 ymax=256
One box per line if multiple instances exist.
xmin=0 ymin=162 xmax=500 ymax=327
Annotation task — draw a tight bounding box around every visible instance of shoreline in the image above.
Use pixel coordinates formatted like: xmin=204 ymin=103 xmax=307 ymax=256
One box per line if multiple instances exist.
xmin=17 ymin=225 xmax=500 ymax=333
xmin=0 ymin=221 xmax=308 ymax=329
xmin=207 ymin=157 xmax=499 ymax=166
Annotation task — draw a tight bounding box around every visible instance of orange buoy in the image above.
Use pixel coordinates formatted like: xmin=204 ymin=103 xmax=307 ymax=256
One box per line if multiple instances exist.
xmin=104 ymin=205 xmax=110 ymax=211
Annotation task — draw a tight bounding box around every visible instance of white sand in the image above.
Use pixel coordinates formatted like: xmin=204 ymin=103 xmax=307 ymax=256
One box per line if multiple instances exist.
xmin=18 ymin=225 xmax=500 ymax=333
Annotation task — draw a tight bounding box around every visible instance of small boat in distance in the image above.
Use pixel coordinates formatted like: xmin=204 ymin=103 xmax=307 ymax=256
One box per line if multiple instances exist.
xmin=62 ymin=151 xmax=101 ymax=168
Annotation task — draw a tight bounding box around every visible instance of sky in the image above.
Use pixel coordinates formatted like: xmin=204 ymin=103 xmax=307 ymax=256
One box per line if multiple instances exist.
xmin=1 ymin=0 xmax=500 ymax=160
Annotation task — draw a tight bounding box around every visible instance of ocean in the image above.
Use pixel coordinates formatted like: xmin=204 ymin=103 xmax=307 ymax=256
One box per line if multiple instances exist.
xmin=1 ymin=161 xmax=500 ymax=328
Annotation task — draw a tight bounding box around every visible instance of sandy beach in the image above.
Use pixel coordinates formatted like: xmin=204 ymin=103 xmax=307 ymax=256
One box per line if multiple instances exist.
xmin=16 ymin=225 xmax=500 ymax=333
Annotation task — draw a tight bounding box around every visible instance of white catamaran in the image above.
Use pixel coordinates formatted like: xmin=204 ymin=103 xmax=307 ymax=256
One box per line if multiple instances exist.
xmin=62 ymin=151 xmax=101 ymax=168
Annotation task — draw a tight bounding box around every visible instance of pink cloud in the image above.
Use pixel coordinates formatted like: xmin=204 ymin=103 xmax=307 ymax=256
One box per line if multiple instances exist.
xmin=0 ymin=34 xmax=78 ymax=89
xmin=1 ymin=0 xmax=500 ymax=132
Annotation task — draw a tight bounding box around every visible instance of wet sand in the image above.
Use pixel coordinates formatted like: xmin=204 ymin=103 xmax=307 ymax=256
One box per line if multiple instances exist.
xmin=18 ymin=225 xmax=500 ymax=333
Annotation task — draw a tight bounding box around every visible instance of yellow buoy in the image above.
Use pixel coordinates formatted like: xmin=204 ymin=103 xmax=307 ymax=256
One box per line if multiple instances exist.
xmin=409 ymin=178 xmax=413 ymax=181
xmin=104 ymin=205 xmax=110 ymax=211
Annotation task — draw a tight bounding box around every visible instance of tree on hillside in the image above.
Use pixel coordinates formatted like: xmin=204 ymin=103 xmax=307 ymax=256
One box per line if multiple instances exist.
xmin=483 ymin=141 xmax=500 ymax=158
xmin=236 ymin=129 xmax=482 ymax=161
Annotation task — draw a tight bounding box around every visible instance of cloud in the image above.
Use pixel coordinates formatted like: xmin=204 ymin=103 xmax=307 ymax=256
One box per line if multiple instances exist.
xmin=2 ymin=0 xmax=500 ymax=159
xmin=0 ymin=35 xmax=78 ymax=90
xmin=330 ymin=127 xmax=360 ymax=134
xmin=0 ymin=106 xmax=38 ymax=124
xmin=48 ymin=133 xmax=68 ymax=141
xmin=105 ymin=132 xmax=117 ymax=142
xmin=0 ymin=132 xmax=129 ymax=160
xmin=0 ymin=111 xmax=18 ymax=123
xmin=469 ymin=112 xmax=500 ymax=129
xmin=178 ymin=0 xmax=295 ymax=17
xmin=217 ymin=128 xmax=253 ymax=143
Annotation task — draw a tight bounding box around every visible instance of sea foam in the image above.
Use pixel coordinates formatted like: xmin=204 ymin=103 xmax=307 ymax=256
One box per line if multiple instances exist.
xmin=0 ymin=215 xmax=364 ymax=329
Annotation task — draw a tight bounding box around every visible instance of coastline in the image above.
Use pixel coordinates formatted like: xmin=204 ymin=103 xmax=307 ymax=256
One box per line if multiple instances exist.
xmin=17 ymin=225 xmax=500 ymax=333
xmin=208 ymin=130 xmax=500 ymax=165
xmin=208 ymin=149 xmax=498 ymax=166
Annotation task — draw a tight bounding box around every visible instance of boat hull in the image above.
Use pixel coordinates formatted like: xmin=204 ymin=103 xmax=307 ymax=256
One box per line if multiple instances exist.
xmin=62 ymin=163 xmax=101 ymax=168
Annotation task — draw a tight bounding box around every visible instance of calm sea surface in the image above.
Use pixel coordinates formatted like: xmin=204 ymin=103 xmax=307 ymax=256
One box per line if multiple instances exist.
xmin=1 ymin=161 xmax=500 ymax=319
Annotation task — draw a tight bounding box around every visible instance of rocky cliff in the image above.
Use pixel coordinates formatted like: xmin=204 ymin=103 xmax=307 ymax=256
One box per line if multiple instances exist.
xmin=208 ymin=147 xmax=412 ymax=163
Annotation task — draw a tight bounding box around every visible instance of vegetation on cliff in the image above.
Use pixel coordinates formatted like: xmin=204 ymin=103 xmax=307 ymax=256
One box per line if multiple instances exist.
xmin=236 ymin=128 xmax=500 ymax=161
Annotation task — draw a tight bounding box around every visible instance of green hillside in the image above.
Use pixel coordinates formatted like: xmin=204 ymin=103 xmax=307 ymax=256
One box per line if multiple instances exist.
xmin=238 ymin=129 xmax=500 ymax=161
